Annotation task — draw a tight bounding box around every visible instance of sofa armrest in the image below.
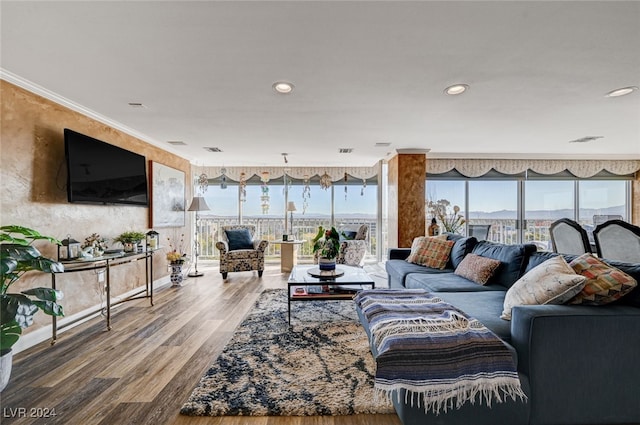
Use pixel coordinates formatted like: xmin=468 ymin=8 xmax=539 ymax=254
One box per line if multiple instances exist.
xmin=389 ymin=248 xmax=411 ymax=260
xmin=510 ymin=304 xmax=640 ymax=425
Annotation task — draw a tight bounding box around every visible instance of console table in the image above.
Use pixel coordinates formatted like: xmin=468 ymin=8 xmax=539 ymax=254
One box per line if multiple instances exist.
xmin=50 ymin=249 xmax=156 ymax=344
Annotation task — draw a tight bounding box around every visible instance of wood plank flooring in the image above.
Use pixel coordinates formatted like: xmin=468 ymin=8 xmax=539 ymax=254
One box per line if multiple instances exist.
xmin=1 ymin=264 xmax=400 ymax=425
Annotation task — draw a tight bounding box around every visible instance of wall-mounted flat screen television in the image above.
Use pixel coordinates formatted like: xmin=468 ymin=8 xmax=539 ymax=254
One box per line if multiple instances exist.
xmin=64 ymin=129 xmax=149 ymax=206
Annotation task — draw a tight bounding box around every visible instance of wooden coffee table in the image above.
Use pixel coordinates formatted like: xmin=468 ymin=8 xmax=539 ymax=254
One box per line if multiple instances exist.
xmin=287 ymin=264 xmax=375 ymax=324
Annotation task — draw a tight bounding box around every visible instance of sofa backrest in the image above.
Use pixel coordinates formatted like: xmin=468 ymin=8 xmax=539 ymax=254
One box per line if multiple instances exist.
xmin=471 ymin=241 xmax=537 ymax=288
xmin=444 ymin=233 xmax=477 ymax=269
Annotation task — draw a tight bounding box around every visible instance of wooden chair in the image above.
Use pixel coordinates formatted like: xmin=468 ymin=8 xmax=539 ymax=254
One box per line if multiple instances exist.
xmin=594 ymin=219 xmax=640 ymax=262
xmin=549 ymin=218 xmax=592 ymax=255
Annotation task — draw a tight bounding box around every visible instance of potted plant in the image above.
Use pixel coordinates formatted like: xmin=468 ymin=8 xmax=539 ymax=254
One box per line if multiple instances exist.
xmin=114 ymin=231 xmax=146 ymax=253
xmin=0 ymin=225 xmax=65 ymax=392
xmin=312 ymin=226 xmax=341 ymax=271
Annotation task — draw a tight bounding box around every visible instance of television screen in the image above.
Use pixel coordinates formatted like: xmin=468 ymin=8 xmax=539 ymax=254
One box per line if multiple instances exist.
xmin=64 ymin=129 xmax=149 ymax=206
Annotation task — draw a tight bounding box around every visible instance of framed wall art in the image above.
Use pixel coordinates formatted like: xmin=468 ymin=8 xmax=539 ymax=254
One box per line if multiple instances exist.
xmin=149 ymin=161 xmax=186 ymax=228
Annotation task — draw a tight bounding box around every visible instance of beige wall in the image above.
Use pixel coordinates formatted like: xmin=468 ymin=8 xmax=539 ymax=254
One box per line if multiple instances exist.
xmin=1 ymin=80 xmax=191 ymax=335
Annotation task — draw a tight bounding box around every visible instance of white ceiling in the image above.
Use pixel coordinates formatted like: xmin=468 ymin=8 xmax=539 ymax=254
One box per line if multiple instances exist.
xmin=2 ymin=1 xmax=639 ymax=167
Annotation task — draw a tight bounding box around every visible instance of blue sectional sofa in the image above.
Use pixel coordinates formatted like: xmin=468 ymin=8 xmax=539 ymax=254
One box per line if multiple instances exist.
xmin=359 ymin=234 xmax=640 ymax=425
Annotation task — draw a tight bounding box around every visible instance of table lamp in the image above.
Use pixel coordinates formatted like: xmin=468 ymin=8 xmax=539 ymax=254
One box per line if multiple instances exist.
xmin=287 ymin=201 xmax=297 ymax=239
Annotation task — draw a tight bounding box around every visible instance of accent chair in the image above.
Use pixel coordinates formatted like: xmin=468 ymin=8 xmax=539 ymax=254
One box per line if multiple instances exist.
xmin=549 ymin=218 xmax=592 ymax=255
xmin=594 ymin=219 xmax=640 ymax=263
xmin=468 ymin=224 xmax=491 ymax=241
xmin=216 ymin=225 xmax=269 ymax=279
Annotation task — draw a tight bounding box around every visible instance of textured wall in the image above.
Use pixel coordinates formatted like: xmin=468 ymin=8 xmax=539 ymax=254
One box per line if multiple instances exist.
xmin=387 ymin=153 xmax=426 ymax=248
xmin=634 ymin=178 xmax=639 ymax=225
xmin=1 ymin=80 xmax=191 ymax=334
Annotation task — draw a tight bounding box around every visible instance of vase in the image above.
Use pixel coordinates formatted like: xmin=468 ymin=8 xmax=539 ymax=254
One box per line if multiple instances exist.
xmin=170 ymin=263 xmax=183 ymax=286
xmin=0 ymin=349 xmax=12 ymax=392
xmin=123 ymin=242 xmax=135 ymax=253
xmin=318 ymin=257 xmax=336 ymax=271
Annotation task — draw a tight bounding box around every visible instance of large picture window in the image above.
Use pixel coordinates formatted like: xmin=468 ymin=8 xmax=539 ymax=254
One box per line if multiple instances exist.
xmin=426 ymin=175 xmax=630 ymax=248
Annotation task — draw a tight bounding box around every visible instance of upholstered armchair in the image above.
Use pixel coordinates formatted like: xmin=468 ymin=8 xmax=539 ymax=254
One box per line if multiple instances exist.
xmin=216 ymin=225 xmax=269 ymax=279
xmin=336 ymin=224 xmax=369 ymax=267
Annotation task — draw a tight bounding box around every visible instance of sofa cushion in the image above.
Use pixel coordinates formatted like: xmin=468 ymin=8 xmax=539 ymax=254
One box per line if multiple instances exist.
xmin=435 ymin=291 xmax=512 ymax=341
xmin=604 ymin=260 xmax=640 ymax=307
xmin=225 ymin=228 xmax=254 ymax=250
xmin=405 ymin=272 xmax=506 ymax=292
xmin=385 ymin=259 xmax=453 ymax=288
xmin=568 ymin=253 xmax=638 ymax=305
xmin=454 ymin=253 xmax=501 ymax=285
xmin=501 ymin=256 xmax=586 ymax=320
xmin=447 ymin=235 xmax=478 ymax=269
xmin=472 ymin=241 xmax=537 ymax=288
xmin=406 ymin=236 xmax=454 ymax=269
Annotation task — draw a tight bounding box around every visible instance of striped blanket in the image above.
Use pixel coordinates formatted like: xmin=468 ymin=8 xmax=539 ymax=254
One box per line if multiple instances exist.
xmin=354 ymin=289 xmax=526 ymax=414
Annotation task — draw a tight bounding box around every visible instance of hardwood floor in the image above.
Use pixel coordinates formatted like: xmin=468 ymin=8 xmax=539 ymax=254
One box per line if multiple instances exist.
xmin=2 ymin=264 xmax=400 ymax=425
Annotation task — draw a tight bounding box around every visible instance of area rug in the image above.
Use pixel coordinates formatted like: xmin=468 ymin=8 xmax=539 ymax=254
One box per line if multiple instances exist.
xmin=180 ymin=288 xmax=394 ymax=416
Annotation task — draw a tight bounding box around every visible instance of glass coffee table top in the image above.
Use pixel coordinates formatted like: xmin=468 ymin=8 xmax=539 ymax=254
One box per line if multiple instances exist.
xmin=287 ymin=265 xmax=375 ymax=324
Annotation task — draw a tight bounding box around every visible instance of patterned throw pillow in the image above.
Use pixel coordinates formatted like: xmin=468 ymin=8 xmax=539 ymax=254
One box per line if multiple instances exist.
xmin=454 ymin=253 xmax=501 ymax=285
xmin=501 ymin=255 xmax=586 ymax=321
xmin=406 ymin=236 xmax=455 ymax=269
xmin=568 ymin=253 xmax=638 ymax=305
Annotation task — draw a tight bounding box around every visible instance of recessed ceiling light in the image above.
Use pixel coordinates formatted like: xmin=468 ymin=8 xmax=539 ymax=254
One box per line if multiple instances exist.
xmin=605 ymin=86 xmax=638 ymax=97
xmin=444 ymin=84 xmax=469 ymax=96
xmin=273 ymin=81 xmax=294 ymax=94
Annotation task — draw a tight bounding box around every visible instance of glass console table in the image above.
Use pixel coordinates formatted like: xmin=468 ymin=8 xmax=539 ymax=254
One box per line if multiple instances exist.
xmin=50 ymin=249 xmax=157 ymax=344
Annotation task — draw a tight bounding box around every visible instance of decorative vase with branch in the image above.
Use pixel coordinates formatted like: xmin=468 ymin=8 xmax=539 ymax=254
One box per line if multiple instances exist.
xmin=427 ymin=198 xmax=466 ymax=234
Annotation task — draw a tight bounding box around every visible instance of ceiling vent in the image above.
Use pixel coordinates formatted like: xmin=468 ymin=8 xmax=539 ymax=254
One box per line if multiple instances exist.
xmin=375 ymin=142 xmax=391 ymax=147
xmin=205 ymin=147 xmax=223 ymax=152
xmin=568 ymin=136 xmax=603 ymax=143
xmin=127 ymin=102 xmax=146 ymax=109
xmin=167 ymin=141 xmax=186 ymax=146
xmin=339 ymin=148 xmax=353 ymax=154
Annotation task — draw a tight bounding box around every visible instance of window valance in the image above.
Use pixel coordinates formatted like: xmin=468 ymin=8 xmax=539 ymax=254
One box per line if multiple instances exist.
xmin=426 ymin=159 xmax=640 ymax=178
xmin=190 ymin=166 xmax=379 ymax=182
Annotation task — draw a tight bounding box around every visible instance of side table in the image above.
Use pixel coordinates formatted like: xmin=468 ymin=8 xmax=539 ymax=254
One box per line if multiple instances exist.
xmin=272 ymin=240 xmax=306 ymax=272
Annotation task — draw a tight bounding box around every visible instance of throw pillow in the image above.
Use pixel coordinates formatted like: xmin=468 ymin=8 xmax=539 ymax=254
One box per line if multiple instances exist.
xmin=225 ymin=229 xmax=254 ymax=251
xmin=454 ymin=253 xmax=501 ymax=285
xmin=501 ymin=255 xmax=586 ymax=321
xmin=568 ymin=253 xmax=638 ymax=305
xmin=406 ymin=236 xmax=455 ymax=269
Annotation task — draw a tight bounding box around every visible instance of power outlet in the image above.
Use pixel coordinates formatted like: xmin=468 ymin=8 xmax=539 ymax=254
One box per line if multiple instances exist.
xmin=98 ymin=270 xmax=105 ymax=283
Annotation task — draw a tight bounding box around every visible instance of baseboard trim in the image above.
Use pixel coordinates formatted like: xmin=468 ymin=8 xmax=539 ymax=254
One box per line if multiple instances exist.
xmin=14 ymin=277 xmax=171 ymax=354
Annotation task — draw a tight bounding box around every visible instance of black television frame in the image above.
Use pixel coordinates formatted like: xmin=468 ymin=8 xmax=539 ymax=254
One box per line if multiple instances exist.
xmin=64 ymin=129 xmax=149 ymax=206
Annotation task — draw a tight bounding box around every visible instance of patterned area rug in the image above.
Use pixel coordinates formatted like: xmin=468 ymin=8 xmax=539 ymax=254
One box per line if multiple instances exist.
xmin=180 ymin=288 xmax=394 ymax=416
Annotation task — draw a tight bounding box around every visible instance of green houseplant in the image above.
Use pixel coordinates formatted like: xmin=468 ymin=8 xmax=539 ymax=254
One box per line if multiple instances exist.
xmin=114 ymin=231 xmax=146 ymax=252
xmin=312 ymin=226 xmax=341 ymax=271
xmin=1 ymin=225 xmax=65 ymax=391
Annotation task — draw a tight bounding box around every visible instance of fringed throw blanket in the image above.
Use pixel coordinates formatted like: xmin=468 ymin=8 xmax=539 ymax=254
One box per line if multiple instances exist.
xmin=354 ymin=289 xmax=526 ymax=414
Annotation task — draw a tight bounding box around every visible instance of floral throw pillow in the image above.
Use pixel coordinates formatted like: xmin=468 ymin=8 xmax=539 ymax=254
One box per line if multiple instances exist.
xmin=501 ymin=255 xmax=586 ymax=321
xmin=454 ymin=253 xmax=501 ymax=285
xmin=406 ymin=236 xmax=455 ymax=269
xmin=568 ymin=253 xmax=638 ymax=305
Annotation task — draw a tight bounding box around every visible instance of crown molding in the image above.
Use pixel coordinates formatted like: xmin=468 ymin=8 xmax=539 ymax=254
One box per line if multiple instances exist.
xmin=0 ymin=68 xmax=187 ymax=159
